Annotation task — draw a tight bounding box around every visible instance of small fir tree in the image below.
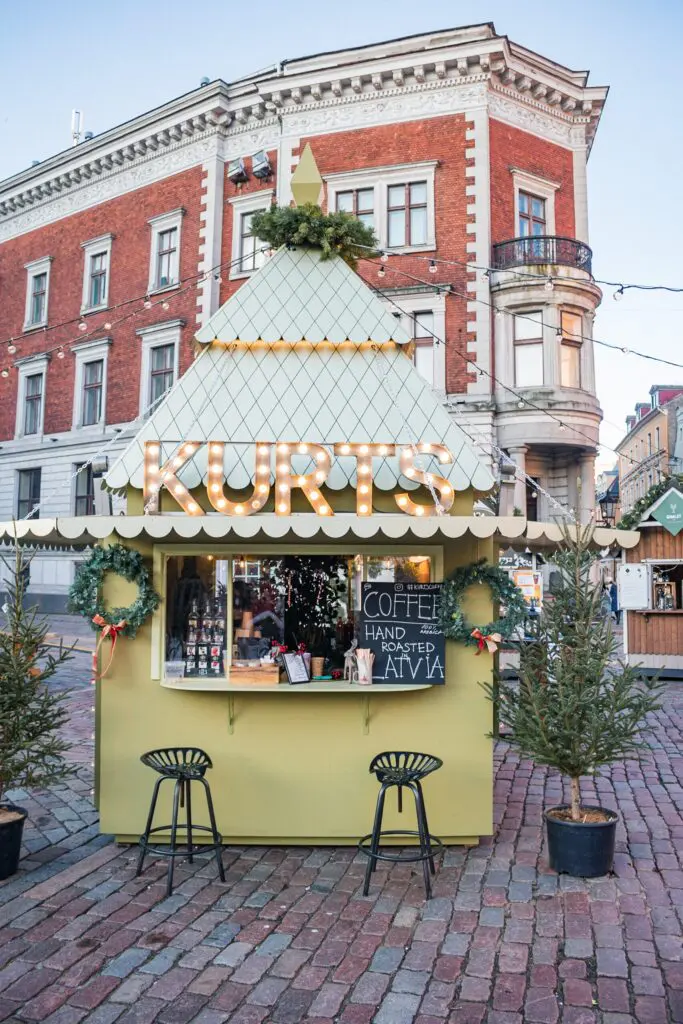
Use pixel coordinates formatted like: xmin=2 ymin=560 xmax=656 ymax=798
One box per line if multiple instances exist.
xmin=0 ymin=545 xmax=75 ymax=809
xmin=489 ymin=524 xmax=663 ymax=822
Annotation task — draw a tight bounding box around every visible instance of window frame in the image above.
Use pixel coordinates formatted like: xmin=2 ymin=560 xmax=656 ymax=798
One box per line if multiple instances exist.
xmin=74 ymin=463 xmax=96 ymax=516
xmin=518 ymin=191 xmax=547 ymax=238
xmin=71 ymin=338 xmax=110 ymax=430
xmin=325 ymin=162 xmax=437 ymax=252
xmin=80 ymin=234 xmax=113 ymax=313
xmin=23 ymin=257 xmax=52 ymax=331
xmin=377 ymin=290 xmax=446 ymax=391
xmin=136 ymin=320 xmax=182 ymax=417
xmin=513 ymin=310 xmax=544 ymax=389
xmin=411 ymin=310 xmax=436 ymax=387
xmin=15 ymin=354 xmax=49 ymax=439
xmin=147 ymin=209 xmax=184 ymax=293
xmin=16 ymin=467 xmax=42 ymax=520
xmin=229 ymin=190 xmax=274 ymax=280
xmin=334 ymin=187 xmax=375 ymax=231
xmin=559 ymin=309 xmax=583 ymax=390
xmin=511 ymin=169 xmax=559 ymax=238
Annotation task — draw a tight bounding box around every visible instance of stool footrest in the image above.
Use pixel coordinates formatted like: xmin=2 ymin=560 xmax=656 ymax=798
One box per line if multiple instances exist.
xmin=139 ymin=823 xmax=222 ymax=860
xmin=358 ymin=829 xmax=443 ymax=864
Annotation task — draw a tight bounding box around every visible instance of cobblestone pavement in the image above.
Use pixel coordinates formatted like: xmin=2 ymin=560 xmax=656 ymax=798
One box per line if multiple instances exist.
xmin=2 ymin=678 xmax=683 ymax=1022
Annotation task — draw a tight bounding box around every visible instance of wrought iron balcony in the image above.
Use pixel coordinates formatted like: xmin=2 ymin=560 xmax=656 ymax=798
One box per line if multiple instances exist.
xmin=492 ymin=235 xmax=593 ymax=275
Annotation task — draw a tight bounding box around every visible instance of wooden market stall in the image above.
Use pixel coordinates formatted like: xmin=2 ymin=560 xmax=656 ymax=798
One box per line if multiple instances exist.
xmin=620 ymin=485 xmax=683 ymax=677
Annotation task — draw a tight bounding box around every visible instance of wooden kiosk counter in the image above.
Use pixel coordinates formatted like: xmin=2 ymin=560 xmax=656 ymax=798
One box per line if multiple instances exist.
xmin=4 ymin=230 xmax=638 ymax=848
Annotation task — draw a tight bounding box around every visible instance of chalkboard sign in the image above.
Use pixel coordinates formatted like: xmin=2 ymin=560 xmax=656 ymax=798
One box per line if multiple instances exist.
xmin=360 ymin=582 xmax=445 ymax=685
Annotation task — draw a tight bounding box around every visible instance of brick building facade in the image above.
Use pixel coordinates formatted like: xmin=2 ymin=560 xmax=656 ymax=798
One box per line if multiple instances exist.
xmin=0 ymin=23 xmax=607 ymax=607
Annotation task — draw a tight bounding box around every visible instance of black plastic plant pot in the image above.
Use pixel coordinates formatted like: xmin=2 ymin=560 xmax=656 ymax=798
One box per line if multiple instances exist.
xmin=545 ymin=804 xmax=617 ymax=878
xmin=0 ymin=804 xmax=28 ymax=881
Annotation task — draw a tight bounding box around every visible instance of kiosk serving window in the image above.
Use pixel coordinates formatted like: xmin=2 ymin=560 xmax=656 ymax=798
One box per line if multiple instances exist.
xmin=164 ymin=552 xmax=434 ymax=679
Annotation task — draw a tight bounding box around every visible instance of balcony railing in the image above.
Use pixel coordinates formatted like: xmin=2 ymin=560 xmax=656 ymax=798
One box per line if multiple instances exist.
xmin=492 ymin=235 xmax=593 ymax=275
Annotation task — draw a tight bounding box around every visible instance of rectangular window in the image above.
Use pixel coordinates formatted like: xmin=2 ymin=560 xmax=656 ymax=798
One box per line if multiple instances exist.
xmin=82 ymin=359 xmax=103 ymax=426
xmin=656 ymin=426 xmax=661 ymax=451
xmin=149 ymin=343 xmax=175 ymax=407
xmin=387 ymin=181 xmax=428 ymax=248
xmin=519 ymin=192 xmax=546 ymax=237
xmin=164 ymin=553 xmax=432 ymax=680
xmin=23 ymin=373 xmax=43 ymax=435
xmin=335 ymin=188 xmax=374 ymax=230
xmin=412 ymin=311 xmax=435 ymax=386
xmin=513 ymin=311 xmax=544 ymax=388
xmin=88 ymin=252 xmax=108 ymax=308
xmin=238 ymin=212 xmax=267 ymax=273
xmin=560 ymin=310 xmax=582 ymax=389
xmin=74 ymin=464 xmax=95 ymax=516
xmin=156 ymin=228 xmax=178 ymax=288
xmin=29 ymin=273 xmax=47 ymax=326
xmin=17 ymin=468 xmax=41 ymax=519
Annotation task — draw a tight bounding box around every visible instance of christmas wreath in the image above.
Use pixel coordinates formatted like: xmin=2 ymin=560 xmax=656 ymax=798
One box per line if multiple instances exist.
xmin=69 ymin=544 xmax=160 ymax=639
xmin=439 ymin=559 xmax=527 ymax=653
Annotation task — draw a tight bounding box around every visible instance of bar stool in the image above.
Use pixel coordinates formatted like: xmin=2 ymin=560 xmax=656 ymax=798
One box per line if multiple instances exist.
xmin=358 ymin=751 xmax=443 ymax=899
xmin=136 ymin=747 xmax=225 ymax=896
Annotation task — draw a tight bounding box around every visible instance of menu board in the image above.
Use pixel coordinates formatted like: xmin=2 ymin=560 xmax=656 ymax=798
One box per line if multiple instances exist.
xmin=360 ymin=582 xmax=445 ymax=685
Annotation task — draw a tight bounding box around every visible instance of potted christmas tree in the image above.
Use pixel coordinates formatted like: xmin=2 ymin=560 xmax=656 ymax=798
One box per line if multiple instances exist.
xmin=0 ymin=545 xmax=75 ymax=879
xmin=490 ymin=524 xmax=663 ymax=877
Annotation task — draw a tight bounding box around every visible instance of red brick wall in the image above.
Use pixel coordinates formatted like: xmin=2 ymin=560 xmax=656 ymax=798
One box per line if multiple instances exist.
xmin=489 ymin=119 xmax=575 ymax=242
xmin=0 ymin=167 xmax=203 ymax=439
xmin=303 ymin=116 xmax=473 ymax=393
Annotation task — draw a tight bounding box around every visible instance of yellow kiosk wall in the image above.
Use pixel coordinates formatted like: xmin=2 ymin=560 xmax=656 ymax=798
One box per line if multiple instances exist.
xmin=97 ymin=532 xmax=495 ymax=846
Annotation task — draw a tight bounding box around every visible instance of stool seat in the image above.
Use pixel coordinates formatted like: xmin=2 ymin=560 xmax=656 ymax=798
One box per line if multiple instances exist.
xmin=360 ymin=749 xmax=443 ymax=899
xmin=140 ymin=747 xmax=211 ymax=779
xmin=369 ymin=751 xmax=443 ymax=786
xmin=136 ymin=746 xmax=224 ymax=896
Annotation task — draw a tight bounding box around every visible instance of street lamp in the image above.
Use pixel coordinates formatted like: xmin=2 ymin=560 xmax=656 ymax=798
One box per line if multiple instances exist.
xmin=598 ymin=494 xmax=618 ymax=527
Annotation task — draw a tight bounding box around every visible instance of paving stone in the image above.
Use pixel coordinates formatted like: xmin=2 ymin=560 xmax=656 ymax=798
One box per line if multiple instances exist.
xmin=391 ymin=969 xmax=430 ymax=995
xmin=373 ymin=991 xmax=421 ymax=1023
xmin=370 ymin=946 xmax=404 ymax=973
xmin=102 ymin=948 xmax=151 ymax=978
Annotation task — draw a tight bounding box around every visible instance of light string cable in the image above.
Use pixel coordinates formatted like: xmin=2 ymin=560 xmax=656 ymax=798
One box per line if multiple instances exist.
xmin=358 ymin=245 xmax=683 ymax=373
xmin=0 ymin=246 xmax=272 ymax=375
xmin=356 ymin=243 xmax=683 ymax=299
xmin=366 ymin=257 xmax=647 ymax=470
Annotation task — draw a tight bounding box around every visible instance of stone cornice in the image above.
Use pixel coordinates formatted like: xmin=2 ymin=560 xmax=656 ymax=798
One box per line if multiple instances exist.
xmin=0 ymin=27 xmax=606 ymax=237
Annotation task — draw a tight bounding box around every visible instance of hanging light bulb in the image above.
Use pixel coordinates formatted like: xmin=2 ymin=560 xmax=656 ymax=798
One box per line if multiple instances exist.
xmin=613 ymin=286 xmax=624 ymax=301
xmin=57 ymin=347 xmax=65 ymax=359
xmin=481 ymin=269 xmax=490 ymax=282
xmin=544 ymin=277 xmax=554 ymax=292
xmin=495 ymin=308 xmax=505 ymax=319
xmin=559 ymin=423 xmax=567 ymax=432
xmin=428 ymin=260 xmax=437 ymax=274
xmin=555 ymin=327 xmax=563 ymax=337
xmin=378 ymin=265 xmax=385 ymax=279
xmin=621 ymin=346 xmax=630 ymax=354
xmin=7 ymin=342 xmax=16 ymax=355
xmin=214 ymin=273 xmax=223 ymax=283
xmin=1 ymin=369 xmax=8 ymax=379
xmin=144 ymin=296 xmax=152 ymax=309
xmin=517 ymin=399 xmax=525 ymax=409
xmin=380 ymin=252 xmax=389 ymax=263
xmin=78 ymin=320 xmax=87 ymax=332
xmin=162 ymin=301 xmax=170 ymax=311
xmin=104 ymin=322 xmax=112 ymax=330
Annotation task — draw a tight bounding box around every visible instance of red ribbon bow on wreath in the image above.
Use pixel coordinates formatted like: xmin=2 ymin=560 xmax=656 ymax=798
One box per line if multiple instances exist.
xmin=91 ymin=614 xmax=127 ymax=682
xmin=471 ymin=628 xmax=502 ymax=655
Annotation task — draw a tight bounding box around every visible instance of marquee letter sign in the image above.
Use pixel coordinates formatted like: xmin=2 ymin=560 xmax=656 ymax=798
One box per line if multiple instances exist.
xmin=143 ymin=440 xmax=455 ymax=517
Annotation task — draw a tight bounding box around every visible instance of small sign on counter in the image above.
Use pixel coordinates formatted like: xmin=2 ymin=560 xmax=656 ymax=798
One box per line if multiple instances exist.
xmin=360 ymin=581 xmax=445 ymax=684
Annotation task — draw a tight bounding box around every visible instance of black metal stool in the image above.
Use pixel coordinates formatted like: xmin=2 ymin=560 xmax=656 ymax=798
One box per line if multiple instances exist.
xmin=358 ymin=751 xmax=443 ymax=899
xmin=136 ymin=747 xmax=225 ymax=896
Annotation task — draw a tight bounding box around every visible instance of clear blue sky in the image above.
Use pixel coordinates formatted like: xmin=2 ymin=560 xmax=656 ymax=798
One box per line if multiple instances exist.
xmin=2 ymin=0 xmax=681 ymax=469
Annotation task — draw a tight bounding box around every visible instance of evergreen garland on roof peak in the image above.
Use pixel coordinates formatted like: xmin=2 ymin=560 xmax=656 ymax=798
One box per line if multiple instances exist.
xmin=617 ymin=474 xmax=683 ymax=530
xmin=250 ymin=204 xmax=378 ymax=268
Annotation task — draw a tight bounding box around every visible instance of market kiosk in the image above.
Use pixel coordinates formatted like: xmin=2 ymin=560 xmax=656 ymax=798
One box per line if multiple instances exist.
xmin=0 ymin=225 xmax=639 ymax=847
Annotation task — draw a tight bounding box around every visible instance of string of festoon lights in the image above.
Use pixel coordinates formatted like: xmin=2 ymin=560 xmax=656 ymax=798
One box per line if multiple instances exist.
xmin=358 ymin=245 xmax=683 ymax=373
xmin=367 ymin=258 xmax=652 ymax=472
xmin=356 ymin=243 xmax=683 ymax=298
xmin=0 ymin=247 xmax=272 ymax=378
